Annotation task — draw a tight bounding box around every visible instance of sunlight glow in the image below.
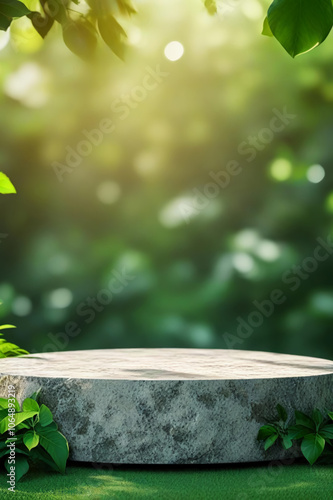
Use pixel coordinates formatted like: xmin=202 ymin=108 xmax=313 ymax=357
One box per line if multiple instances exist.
xmin=164 ymin=41 xmax=184 ymax=61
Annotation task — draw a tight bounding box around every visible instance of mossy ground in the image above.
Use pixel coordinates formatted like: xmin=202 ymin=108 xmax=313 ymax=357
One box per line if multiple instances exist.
xmin=0 ymin=460 xmax=332 ymax=499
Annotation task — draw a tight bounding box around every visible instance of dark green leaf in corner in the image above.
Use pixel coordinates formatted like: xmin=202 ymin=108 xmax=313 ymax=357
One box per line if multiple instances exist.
xmin=267 ymin=0 xmax=333 ymax=57
xmin=0 ymin=0 xmax=30 ymax=31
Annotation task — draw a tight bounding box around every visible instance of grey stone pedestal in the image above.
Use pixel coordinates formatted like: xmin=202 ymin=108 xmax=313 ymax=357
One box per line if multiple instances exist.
xmin=1 ymin=349 xmax=333 ymax=464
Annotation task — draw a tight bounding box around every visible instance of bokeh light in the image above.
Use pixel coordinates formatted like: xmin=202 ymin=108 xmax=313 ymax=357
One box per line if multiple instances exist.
xmin=306 ymin=164 xmax=325 ymax=183
xmin=164 ymin=41 xmax=184 ymax=61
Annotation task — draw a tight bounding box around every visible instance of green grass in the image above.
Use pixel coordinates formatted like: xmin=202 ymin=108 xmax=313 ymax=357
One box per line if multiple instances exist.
xmin=0 ymin=461 xmax=332 ymax=499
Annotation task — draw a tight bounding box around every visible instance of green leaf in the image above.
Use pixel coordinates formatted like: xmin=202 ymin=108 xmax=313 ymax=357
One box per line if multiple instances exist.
xmin=257 ymin=424 xmax=277 ymax=441
xmin=28 ymin=11 xmax=54 ymax=38
xmin=262 ymin=17 xmax=273 ymax=37
xmin=328 ymin=412 xmax=333 ymax=421
xmin=301 ymin=433 xmax=326 ymax=465
xmin=0 ymin=409 xmax=8 ymax=422
xmin=0 ymin=410 xmax=38 ymax=433
xmin=204 ymin=0 xmax=217 ymax=16
xmin=264 ymin=433 xmax=278 ymax=450
xmin=23 ymin=430 xmax=39 ymax=450
xmin=0 ymin=398 xmax=20 ymax=412
xmin=35 ymin=421 xmax=58 ymax=432
xmin=0 ymin=0 xmax=30 ymax=31
xmin=38 ymin=427 xmax=69 ymax=473
xmin=301 ymin=433 xmax=325 ymax=465
xmin=312 ymin=408 xmax=323 ymax=429
xmin=0 ymin=324 xmax=16 ymax=331
xmin=30 ymin=388 xmax=41 ymax=403
xmin=98 ymin=15 xmax=127 ymax=60
xmin=295 ymin=410 xmax=315 ymax=430
xmin=62 ymin=18 xmax=97 ymax=59
xmin=29 ymin=446 xmax=61 ymax=472
xmin=288 ymin=425 xmax=310 ymax=440
xmin=4 ymin=455 xmax=29 ymax=482
xmin=42 ymin=0 xmax=66 ymax=23
xmin=319 ymin=425 xmax=333 ymax=440
xmin=282 ymin=435 xmax=293 ymax=450
xmin=267 ymin=0 xmax=333 ymax=58
xmin=22 ymin=398 xmax=40 ymax=413
xmin=116 ymin=0 xmax=136 ymax=15
xmin=276 ymin=404 xmax=288 ymax=422
xmin=0 ymin=172 xmax=16 ymax=193
xmin=39 ymin=404 xmax=53 ymax=427
xmin=0 ymin=342 xmax=29 ymax=357
xmin=16 ymin=421 xmax=31 ymax=431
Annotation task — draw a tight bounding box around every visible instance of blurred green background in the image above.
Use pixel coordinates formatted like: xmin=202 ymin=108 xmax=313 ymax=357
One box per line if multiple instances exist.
xmin=0 ymin=0 xmax=332 ymax=359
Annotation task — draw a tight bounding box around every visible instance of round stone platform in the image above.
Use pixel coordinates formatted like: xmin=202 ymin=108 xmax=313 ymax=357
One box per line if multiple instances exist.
xmin=0 ymin=349 xmax=333 ymax=464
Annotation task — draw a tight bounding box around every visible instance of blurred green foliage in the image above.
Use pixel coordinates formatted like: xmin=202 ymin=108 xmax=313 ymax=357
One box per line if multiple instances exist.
xmin=0 ymin=0 xmax=333 ymax=359
xmin=2 ymin=0 xmax=333 ymax=59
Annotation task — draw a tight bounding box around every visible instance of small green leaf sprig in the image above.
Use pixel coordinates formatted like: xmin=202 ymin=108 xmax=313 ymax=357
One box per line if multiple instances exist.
xmin=258 ymin=404 xmax=333 ymax=465
xmin=0 ymin=324 xmax=29 ymax=358
xmin=0 ymin=390 xmax=69 ymax=481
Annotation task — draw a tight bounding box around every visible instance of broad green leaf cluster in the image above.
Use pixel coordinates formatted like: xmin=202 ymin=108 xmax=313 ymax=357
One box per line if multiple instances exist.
xmin=0 ymin=391 xmax=69 ymax=481
xmin=0 ymin=0 xmax=135 ymax=59
xmin=258 ymin=405 xmax=333 ymax=465
xmin=0 ymin=0 xmax=332 ymax=58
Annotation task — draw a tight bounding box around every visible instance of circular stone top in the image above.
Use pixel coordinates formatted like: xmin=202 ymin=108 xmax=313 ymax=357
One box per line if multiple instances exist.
xmin=0 ymin=349 xmax=333 ymax=381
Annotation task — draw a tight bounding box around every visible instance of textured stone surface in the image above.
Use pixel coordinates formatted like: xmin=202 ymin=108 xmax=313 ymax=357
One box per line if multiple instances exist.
xmin=0 ymin=349 xmax=333 ymax=464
